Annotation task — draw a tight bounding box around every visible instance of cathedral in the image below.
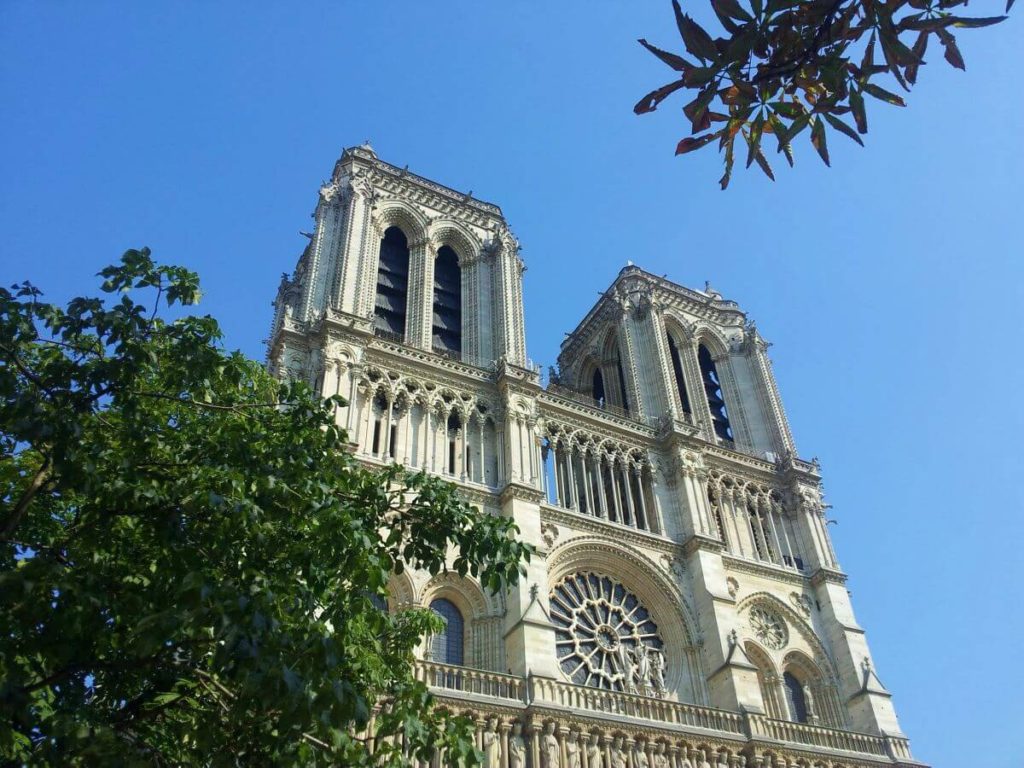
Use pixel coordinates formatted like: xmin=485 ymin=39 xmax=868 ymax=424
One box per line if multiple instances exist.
xmin=267 ymin=144 xmax=925 ymax=768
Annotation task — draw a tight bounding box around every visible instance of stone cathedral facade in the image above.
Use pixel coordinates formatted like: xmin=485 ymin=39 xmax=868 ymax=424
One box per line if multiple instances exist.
xmin=267 ymin=145 xmax=925 ymax=768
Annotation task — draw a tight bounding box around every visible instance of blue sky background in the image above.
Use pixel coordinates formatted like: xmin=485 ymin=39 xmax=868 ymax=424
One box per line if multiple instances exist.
xmin=2 ymin=3 xmax=1020 ymax=764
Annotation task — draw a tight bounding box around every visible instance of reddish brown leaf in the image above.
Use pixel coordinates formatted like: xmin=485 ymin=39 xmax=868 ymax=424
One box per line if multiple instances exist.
xmin=810 ymin=117 xmax=831 ymax=167
xmin=675 ymin=134 xmax=718 ymax=155
xmin=633 ymin=78 xmax=688 ymax=114
xmin=638 ymin=38 xmax=695 ymax=71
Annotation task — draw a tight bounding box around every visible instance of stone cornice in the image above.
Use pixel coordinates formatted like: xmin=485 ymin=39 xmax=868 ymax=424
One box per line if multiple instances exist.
xmin=500 ymin=482 xmax=545 ymax=505
xmin=537 ymin=395 xmax=656 ymax=443
xmin=810 ymin=567 xmax=849 ymax=586
xmin=722 ymin=555 xmax=809 ymax=587
xmin=337 ymin=145 xmax=506 ymax=222
xmin=540 ymin=504 xmax=679 ymax=556
xmin=682 ymin=534 xmax=727 ymax=557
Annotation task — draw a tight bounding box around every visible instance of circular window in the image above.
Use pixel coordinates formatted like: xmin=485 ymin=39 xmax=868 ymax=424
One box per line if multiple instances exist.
xmin=749 ymin=605 xmax=788 ymax=650
xmin=550 ymin=572 xmax=666 ymax=696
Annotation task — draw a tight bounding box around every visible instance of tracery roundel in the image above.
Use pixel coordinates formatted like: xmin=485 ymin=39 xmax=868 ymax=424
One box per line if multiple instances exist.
xmin=550 ymin=572 xmax=665 ymax=693
xmin=749 ymin=605 xmax=788 ymax=650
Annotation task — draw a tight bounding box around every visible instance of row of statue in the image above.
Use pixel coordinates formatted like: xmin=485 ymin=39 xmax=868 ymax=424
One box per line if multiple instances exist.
xmin=482 ymin=719 xmax=747 ymax=768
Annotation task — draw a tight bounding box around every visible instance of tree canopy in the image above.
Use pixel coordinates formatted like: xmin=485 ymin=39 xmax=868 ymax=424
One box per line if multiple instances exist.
xmin=636 ymin=0 xmax=1010 ymax=187
xmin=0 ymin=250 xmax=531 ymax=765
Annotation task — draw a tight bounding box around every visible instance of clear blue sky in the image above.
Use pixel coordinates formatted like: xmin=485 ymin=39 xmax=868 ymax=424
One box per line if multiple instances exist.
xmin=2 ymin=3 xmax=1020 ymax=764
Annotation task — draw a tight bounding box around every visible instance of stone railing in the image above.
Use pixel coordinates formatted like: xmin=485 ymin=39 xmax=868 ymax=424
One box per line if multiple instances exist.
xmin=415 ymin=665 xmax=918 ymax=764
xmin=747 ymin=713 xmax=890 ymax=757
xmin=544 ymin=383 xmax=643 ymax=423
xmin=415 ymin=660 xmax=526 ymax=704
xmin=529 ymin=677 xmax=746 ymax=736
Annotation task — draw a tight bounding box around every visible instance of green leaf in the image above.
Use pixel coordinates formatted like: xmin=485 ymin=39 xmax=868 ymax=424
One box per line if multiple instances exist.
xmin=811 ymin=117 xmax=831 ymax=166
xmin=753 ymin=148 xmax=775 ymax=181
xmin=862 ymin=82 xmax=907 ymax=106
xmin=937 ymin=29 xmax=966 ymax=70
xmin=824 ymin=113 xmax=865 ymax=146
xmin=950 ymin=15 xmax=1007 ymax=27
xmin=673 ymin=3 xmax=720 ymax=62
xmin=850 ymin=89 xmax=868 ymax=133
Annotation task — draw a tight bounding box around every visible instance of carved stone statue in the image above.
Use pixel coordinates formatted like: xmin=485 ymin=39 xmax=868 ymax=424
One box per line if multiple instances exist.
xmin=610 ymin=736 xmax=627 ymax=768
xmin=649 ymin=648 xmax=667 ymax=695
xmin=803 ymin=683 xmax=817 ymax=722
xmin=698 ymin=748 xmax=713 ymax=768
xmin=509 ymin=722 xmax=526 ymax=768
xmin=617 ymin=644 xmax=637 ymax=693
xmin=585 ymin=732 xmax=602 ymax=768
xmin=542 ymin=721 xmax=560 ymax=768
xmin=650 ymin=742 xmax=669 ymax=768
xmin=678 ymin=747 xmax=694 ymax=768
xmin=635 ymin=645 xmax=652 ymax=694
xmin=566 ymin=729 xmax=581 ymax=768
xmin=633 ymin=738 xmax=650 ymax=768
xmin=482 ymin=717 xmax=502 ymax=768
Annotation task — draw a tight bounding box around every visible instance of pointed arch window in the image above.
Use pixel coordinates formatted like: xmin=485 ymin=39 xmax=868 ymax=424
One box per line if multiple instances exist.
xmin=666 ymin=333 xmax=692 ymax=414
xmin=592 ymin=368 xmax=606 ymax=406
xmin=784 ymin=671 xmax=809 ymax=723
xmin=374 ymin=227 xmax=410 ymax=339
xmin=429 ymin=598 xmax=464 ymax=666
xmin=432 ymin=246 xmax=462 ymax=358
xmin=616 ymin=360 xmax=631 ymax=414
xmin=698 ymin=344 xmax=732 ymax=441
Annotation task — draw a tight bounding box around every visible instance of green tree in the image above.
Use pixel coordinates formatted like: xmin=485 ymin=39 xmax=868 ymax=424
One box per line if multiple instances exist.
xmin=636 ymin=0 xmax=1010 ymax=187
xmin=0 ymin=249 xmax=531 ymax=766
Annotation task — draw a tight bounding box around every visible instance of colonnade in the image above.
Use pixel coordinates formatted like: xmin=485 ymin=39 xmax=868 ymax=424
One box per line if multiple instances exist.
xmin=349 ymin=385 xmax=500 ymax=487
xmin=542 ymin=438 xmax=657 ymax=533
xmin=705 ymin=475 xmax=804 ymax=571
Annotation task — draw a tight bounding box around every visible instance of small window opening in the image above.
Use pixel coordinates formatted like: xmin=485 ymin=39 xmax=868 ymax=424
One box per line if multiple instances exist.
xmin=698 ymin=345 xmax=732 ymax=441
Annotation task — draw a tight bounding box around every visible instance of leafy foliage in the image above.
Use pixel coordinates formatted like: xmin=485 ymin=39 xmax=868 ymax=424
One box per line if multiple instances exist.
xmin=0 ymin=249 xmax=531 ymax=765
xmin=636 ymin=0 xmax=1009 ymax=187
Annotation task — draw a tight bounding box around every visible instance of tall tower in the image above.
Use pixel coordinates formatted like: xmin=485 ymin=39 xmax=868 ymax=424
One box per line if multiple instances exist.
xmin=268 ymin=147 xmax=925 ymax=768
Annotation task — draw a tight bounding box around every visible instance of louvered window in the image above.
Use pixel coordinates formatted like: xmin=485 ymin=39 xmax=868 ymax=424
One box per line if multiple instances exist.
xmin=432 ymin=246 xmax=461 ymax=357
xmin=374 ymin=227 xmax=409 ymax=339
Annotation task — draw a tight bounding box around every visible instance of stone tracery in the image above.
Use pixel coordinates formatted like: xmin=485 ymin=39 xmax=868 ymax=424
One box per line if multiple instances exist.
xmin=550 ymin=572 xmax=667 ymax=697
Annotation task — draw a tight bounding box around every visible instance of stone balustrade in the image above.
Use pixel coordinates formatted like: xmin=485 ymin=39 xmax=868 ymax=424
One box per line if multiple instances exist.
xmin=529 ymin=676 xmax=746 ymax=736
xmin=415 ymin=659 xmax=526 ymax=703
xmin=412 ymin=663 xmax=922 ymax=766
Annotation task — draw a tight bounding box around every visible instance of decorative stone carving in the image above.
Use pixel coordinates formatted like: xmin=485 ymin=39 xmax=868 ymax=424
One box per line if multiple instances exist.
xmin=550 ymin=572 xmax=666 ymax=696
xmin=634 ymin=738 xmax=650 ymax=768
xmin=749 ymin=606 xmax=788 ymax=650
xmin=541 ymin=521 xmax=560 ymax=549
xmin=482 ymin=717 xmax=501 ymax=768
xmin=610 ymin=737 xmax=627 ymax=768
xmin=565 ymin=729 xmax=581 ymax=768
xmin=509 ymin=722 xmax=526 ymax=768
xmin=726 ymin=577 xmax=739 ymax=599
xmin=789 ymin=592 xmax=812 ymax=617
xmin=585 ymin=733 xmax=601 ymax=768
xmin=541 ymin=721 xmax=560 ymax=768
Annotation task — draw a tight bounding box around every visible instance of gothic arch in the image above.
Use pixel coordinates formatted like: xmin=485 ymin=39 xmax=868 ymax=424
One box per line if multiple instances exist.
xmin=428 ymin=219 xmax=481 ymax=264
xmin=372 ymin=200 xmax=430 ymax=244
xmin=736 ymin=592 xmax=838 ymax=679
xmin=386 ymin=569 xmax=417 ymax=609
xmin=421 ymin=571 xmax=494 ymax=620
xmin=546 ymin=537 xmax=705 ymax=703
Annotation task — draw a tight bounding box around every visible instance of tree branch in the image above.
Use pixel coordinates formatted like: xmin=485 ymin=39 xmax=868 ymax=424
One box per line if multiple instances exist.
xmin=1 ymin=455 xmax=52 ymax=542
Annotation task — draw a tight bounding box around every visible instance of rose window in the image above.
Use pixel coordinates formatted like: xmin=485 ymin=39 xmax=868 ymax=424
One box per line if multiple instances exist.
xmin=750 ymin=606 xmax=788 ymax=650
xmin=550 ymin=573 xmax=665 ymax=695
